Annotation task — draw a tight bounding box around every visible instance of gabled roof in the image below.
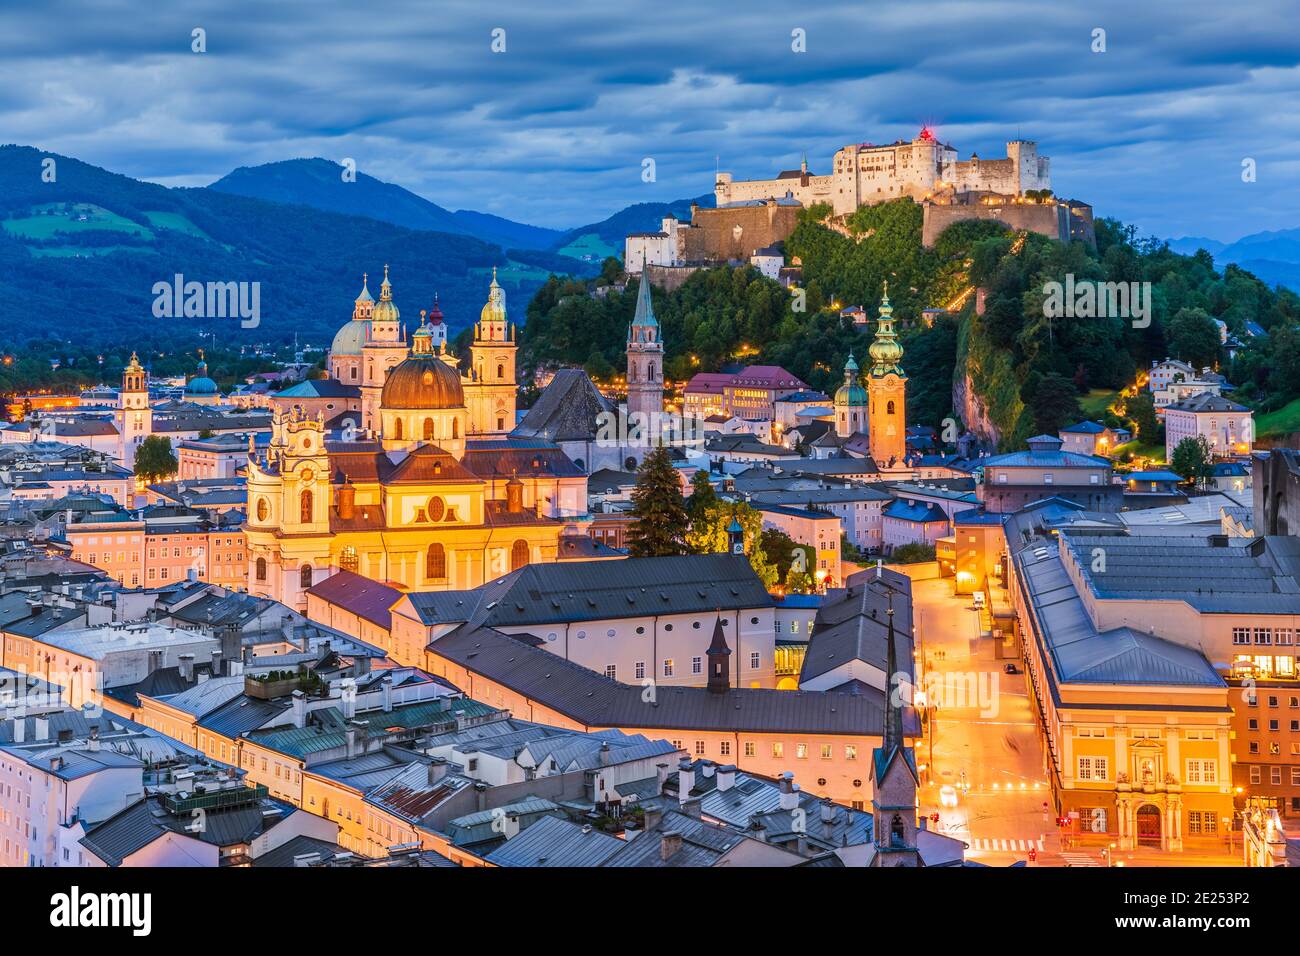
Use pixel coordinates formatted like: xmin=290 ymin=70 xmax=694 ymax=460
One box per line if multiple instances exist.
xmin=800 ymin=567 xmax=915 ymax=686
xmin=484 ymin=814 xmax=624 ymax=867
xmin=511 ymin=369 xmax=613 ymax=443
xmin=306 ymin=570 xmax=403 ymax=628
xmin=404 ymin=553 xmax=772 ymax=628
xmin=1164 ymin=392 xmax=1250 ymax=414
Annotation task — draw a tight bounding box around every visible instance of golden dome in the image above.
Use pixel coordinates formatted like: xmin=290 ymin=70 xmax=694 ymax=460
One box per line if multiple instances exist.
xmin=480 ymin=268 xmax=507 ymax=325
xmin=381 ymin=354 xmax=464 ymax=410
xmin=372 ymin=264 xmax=400 ymax=324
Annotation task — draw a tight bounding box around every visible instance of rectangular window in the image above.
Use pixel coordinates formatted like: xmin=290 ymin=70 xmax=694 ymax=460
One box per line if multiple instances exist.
xmin=691 ymin=657 xmax=702 ymax=675
xmin=1077 ymin=756 xmax=1108 ymax=782
xmin=663 ymin=659 xmax=674 ymax=677
xmin=750 ymin=651 xmax=760 ymax=669
xmin=1232 ymin=628 xmax=1251 ymax=646
xmin=820 ymin=744 xmax=833 ymax=759
xmin=1186 ymin=759 xmax=1217 ymax=784
xmin=1272 ymin=767 xmax=1283 ymax=785
xmin=771 ymin=743 xmax=783 ymax=759
xmin=744 ymin=742 xmax=756 ymax=758
xmin=1250 ymin=766 xmax=1261 ymax=784
xmin=604 ymin=664 xmax=616 ymax=680
xmin=635 ymin=661 xmax=645 ymax=680
xmin=720 ymin=741 xmax=731 ymax=757
xmin=695 ymin=740 xmax=705 ymax=756
xmin=845 ymin=745 xmax=857 ymax=760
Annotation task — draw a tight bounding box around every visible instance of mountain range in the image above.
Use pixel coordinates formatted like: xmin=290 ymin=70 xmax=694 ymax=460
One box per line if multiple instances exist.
xmin=0 ymin=148 xmax=707 ymax=349
xmin=1166 ymin=229 xmax=1300 ymax=290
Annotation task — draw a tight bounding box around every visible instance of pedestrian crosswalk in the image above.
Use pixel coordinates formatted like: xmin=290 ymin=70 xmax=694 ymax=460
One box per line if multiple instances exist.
xmin=963 ymin=837 xmax=1045 ymax=853
xmin=1059 ymin=852 xmax=1101 ymax=867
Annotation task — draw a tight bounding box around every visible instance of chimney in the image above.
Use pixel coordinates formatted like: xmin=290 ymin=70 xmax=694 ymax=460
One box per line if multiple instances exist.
xmin=177 ymin=654 xmax=194 ymax=682
xmin=381 ymin=675 xmax=393 ymax=713
xmin=506 ymin=476 xmax=524 ymax=514
xmin=337 ymin=483 xmax=356 ymax=521
xmin=427 ymin=759 xmax=447 ymax=787
xmin=660 ymin=831 xmax=683 ymax=862
xmin=819 ymin=798 xmax=836 ymax=825
xmin=344 ymin=719 xmax=367 ymax=758
xmin=700 ymin=760 xmax=716 ymax=779
xmin=642 ymin=806 xmax=663 ymax=833
xmin=187 ymin=568 xmax=198 ymax=583
xmin=681 ymin=797 xmax=702 ymax=819
xmin=778 ymin=771 xmax=799 ymax=811
xmin=717 ymin=764 xmax=736 ymax=792
xmin=655 ymin=762 xmax=670 ymax=795
xmin=87 ymin=725 xmax=100 ymax=751
xmin=677 ymin=757 xmax=695 ymax=804
xmin=290 ymin=690 xmax=306 ymax=729
xmin=210 ymin=649 xmax=223 ymax=677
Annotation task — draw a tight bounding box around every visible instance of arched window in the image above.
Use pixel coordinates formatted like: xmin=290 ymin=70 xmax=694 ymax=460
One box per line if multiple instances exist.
xmin=452 ymin=418 xmax=459 ymax=439
xmin=339 ymin=546 xmax=358 ymax=572
xmin=423 ymin=417 xmax=434 ymax=441
xmin=890 ymin=813 xmax=906 ymax=847
xmin=496 ymin=363 xmax=504 ymax=379
xmin=510 ymin=539 xmax=529 ymax=571
xmin=648 ymin=363 xmax=656 ymax=379
xmin=426 ymin=543 xmax=447 ymax=580
xmin=887 ymin=400 xmax=896 ymax=415
xmin=300 ymin=489 xmax=313 ymax=523
xmin=393 ymin=418 xmax=403 ymax=440
xmin=300 ymin=565 xmax=312 ymax=589
xmin=255 ymin=557 xmax=267 ymax=581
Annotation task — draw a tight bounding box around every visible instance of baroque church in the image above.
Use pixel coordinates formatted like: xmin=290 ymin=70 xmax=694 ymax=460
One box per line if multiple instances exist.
xmin=245 ymin=268 xmax=595 ymax=610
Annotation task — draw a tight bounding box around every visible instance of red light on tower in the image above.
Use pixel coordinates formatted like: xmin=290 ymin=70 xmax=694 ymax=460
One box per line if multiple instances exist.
xmin=919 ymin=126 xmax=935 ymax=142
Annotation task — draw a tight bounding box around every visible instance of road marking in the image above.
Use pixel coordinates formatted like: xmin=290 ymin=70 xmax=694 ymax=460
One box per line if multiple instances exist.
xmin=1060 ymin=852 xmax=1101 ymax=867
xmin=967 ymin=838 xmax=1046 ymax=852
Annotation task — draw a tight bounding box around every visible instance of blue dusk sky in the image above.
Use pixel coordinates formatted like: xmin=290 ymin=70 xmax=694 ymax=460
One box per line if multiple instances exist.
xmin=3 ymin=0 xmax=1298 ymax=240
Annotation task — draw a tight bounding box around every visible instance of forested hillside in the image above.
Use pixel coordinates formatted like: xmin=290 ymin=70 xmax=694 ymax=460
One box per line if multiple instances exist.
xmin=520 ymin=199 xmax=1300 ymax=449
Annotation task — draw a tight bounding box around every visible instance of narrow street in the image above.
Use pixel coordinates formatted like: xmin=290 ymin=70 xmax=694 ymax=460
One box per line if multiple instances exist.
xmin=910 ymin=576 xmax=1056 ymax=866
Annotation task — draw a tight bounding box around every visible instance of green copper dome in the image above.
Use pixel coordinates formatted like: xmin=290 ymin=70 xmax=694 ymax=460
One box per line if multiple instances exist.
xmin=834 ymin=352 xmax=867 ymax=406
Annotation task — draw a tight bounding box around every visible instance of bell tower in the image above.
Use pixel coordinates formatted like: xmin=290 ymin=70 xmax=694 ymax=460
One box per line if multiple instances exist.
xmin=870 ymin=585 xmax=920 ymax=866
xmin=626 ymin=261 xmax=664 ymax=426
xmin=867 ymin=285 xmax=907 ymax=467
xmin=467 ymin=269 xmax=517 ymax=435
xmin=360 ymin=266 xmax=410 ymax=434
xmin=117 ymin=351 xmax=152 ymax=466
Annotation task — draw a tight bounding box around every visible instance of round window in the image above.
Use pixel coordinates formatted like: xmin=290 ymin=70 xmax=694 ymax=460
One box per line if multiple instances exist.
xmin=692 ymin=622 xmax=701 ymax=629
xmin=577 ymin=631 xmax=587 ymax=640
xmin=256 ymin=498 xmax=268 ymax=522
xmin=664 ymin=624 xmax=673 ymax=632
xmin=427 ymin=496 xmax=445 ymax=522
xmin=423 ymin=370 xmax=434 ymax=385
xmin=853 ymin=779 xmax=862 ymax=788
xmin=635 ymin=626 xmax=645 ymax=635
xmin=750 ymin=617 xmax=759 ymax=625
xmin=302 ymin=437 xmax=311 ymax=449
xmin=817 ymin=778 xmax=827 ymax=787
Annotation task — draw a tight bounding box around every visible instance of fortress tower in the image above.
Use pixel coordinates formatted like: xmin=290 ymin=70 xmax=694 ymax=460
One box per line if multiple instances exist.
xmin=867 ymin=285 xmax=907 ymax=468
xmin=625 ymin=263 xmax=664 ymax=425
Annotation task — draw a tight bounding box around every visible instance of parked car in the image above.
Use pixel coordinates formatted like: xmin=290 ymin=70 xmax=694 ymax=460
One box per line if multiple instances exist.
xmin=1004 ymin=663 xmax=1021 ymax=675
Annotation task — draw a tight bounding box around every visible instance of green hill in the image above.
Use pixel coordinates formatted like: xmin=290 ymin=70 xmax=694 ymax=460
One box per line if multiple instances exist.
xmin=0 ymin=146 xmax=594 ymax=348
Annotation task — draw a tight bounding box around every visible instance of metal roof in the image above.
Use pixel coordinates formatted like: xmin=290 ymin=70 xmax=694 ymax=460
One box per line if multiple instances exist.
xmin=483 ymin=815 xmax=623 ymax=867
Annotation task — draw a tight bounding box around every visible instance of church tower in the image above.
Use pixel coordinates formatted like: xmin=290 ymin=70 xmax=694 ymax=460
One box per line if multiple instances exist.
xmin=867 ymin=284 xmax=907 ymax=467
xmin=706 ymin=615 xmax=732 ymax=694
xmin=870 ymin=585 xmax=920 ymax=866
xmin=833 ymin=352 xmax=867 ymax=438
xmin=117 ymin=351 xmax=152 ymax=466
xmin=360 ymin=266 xmax=409 ymax=434
xmin=626 ymin=263 xmax=664 ymax=426
xmin=466 ymin=270 xmax=518 ymax=435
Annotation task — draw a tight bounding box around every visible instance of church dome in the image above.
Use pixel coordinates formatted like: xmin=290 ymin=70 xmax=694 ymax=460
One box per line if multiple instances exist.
xmin=331 ymin=319 xmax=370 ymax=356
xmin=186 ymin=376 xmax=218 ymax=396
xmin=834 ymin=352 xmax=866 ymax=406
xmin=381 ymin=355 xmax=464 ymax=410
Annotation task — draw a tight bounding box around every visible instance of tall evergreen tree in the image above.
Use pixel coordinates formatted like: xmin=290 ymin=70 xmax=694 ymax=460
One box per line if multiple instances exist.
xmin=626 ymin=443 xmax=689 ymax=557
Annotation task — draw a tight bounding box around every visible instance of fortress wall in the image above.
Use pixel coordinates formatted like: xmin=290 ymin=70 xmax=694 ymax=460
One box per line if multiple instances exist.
xmin=921 ymin=201 xmax=1094 ymax=248
xmin=681 ymin=203 xmax=802 ymax=262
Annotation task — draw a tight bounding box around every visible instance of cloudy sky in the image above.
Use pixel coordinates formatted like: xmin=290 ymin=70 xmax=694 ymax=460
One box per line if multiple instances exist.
xmin=4 ymin=0 xmax=1298 ymax=240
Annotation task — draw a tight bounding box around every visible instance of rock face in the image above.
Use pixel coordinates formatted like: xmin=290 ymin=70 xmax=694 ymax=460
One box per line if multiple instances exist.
xmin=953 ymin=369 xmax=1002 ymax=448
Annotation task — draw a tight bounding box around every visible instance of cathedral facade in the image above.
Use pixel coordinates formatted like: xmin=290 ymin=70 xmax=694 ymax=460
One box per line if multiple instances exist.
xmin=246 ymin=270 xmax=582 ymax=610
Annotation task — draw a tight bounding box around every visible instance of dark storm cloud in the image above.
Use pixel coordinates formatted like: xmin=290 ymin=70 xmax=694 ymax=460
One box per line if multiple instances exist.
xmin=1 ymin=0 xmax=1297 ymax=238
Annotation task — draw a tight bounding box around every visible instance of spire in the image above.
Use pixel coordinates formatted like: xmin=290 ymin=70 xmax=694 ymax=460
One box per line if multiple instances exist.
xmin=356 ymin=273 xmax=373 ymax=303
xmin=630 ymin=258 xmax=658 ymax=339
xmin=882 ymin=585 xmax=902 ymax=754
xmin=380 ymin=264 xmax=392 ymax=300
xmin=868 ymin=283 xmax=904 ymax=377
xmin=706 ymin=615 xmax=732 ymax=694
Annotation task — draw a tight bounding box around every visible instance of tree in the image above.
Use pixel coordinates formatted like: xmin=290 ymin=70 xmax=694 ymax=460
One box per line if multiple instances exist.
xmin=626 ymin=443 xmax=689 ymax=557
xmin=686 ymin=469 xmax=718 ymax=526
xmin=1165 ymin=307 xmax=1221 ymax=368
xmin=783 ymin=544 xmax=815 ymax=593
xmin=134 ymin=435 xmax=178 ymax=484
xmin=1123 ymin=390 xmax=1161 ymax=444
xmin=759 ymin=528 xmax=799 ymax=579
xmin=685 ymin=497 xmax=779 ymax=588
xmin=1024 ymin=371 xmax=1082 ymax=437
xmin=890 ymin=543 xmax=936 ymax=564
xmin=1170 ymin=434 xmax=1214 ymax=486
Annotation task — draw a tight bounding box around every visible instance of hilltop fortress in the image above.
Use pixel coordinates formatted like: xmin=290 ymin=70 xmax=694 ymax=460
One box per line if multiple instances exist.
xmin=714 ymin=128 xmax=1051 ymax=214
xmin=627 ymin=129 xmax=1093 ymax=273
